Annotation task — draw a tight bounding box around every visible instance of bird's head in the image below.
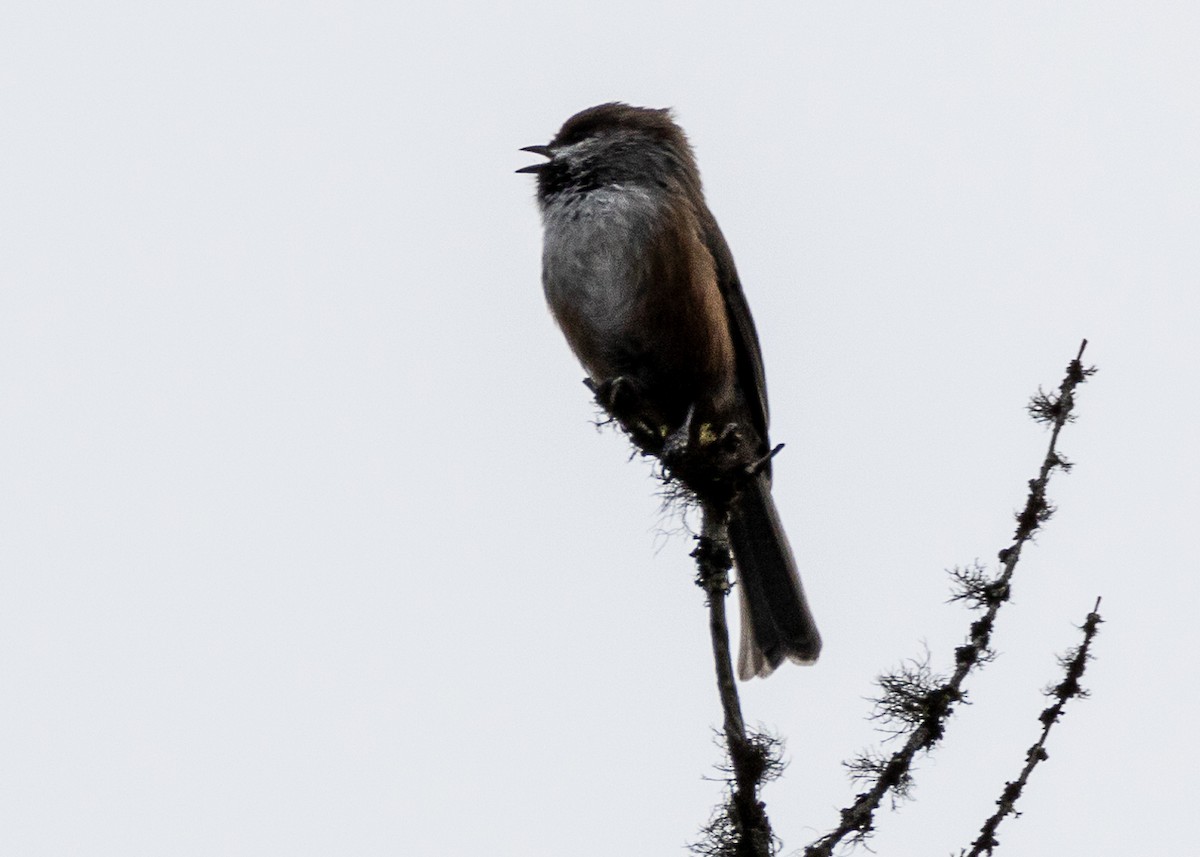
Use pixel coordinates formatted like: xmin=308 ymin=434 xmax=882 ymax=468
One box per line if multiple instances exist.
xmin=517 ymin=103 xmax=700 ymax=201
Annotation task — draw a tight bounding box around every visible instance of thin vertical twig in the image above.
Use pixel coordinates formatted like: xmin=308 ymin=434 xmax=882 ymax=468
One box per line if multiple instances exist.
xmin=697 ymin=509 xmax=747 ymax=743
xmin=692 ymin=506 xmax=775 ymax=857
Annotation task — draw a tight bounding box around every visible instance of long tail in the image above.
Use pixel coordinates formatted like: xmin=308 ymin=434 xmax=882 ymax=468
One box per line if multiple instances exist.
xmin=727 ymin=472 xmax=821 ymax=679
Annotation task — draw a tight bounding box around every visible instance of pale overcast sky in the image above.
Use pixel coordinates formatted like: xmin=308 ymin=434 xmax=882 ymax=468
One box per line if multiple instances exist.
xmin=2 ymin=3 xmax=1197 ymax=856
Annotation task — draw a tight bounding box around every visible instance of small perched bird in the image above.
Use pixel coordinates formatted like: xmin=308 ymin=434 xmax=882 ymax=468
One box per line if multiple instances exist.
xmin=518 ymin=103 xmax=820 ymax=679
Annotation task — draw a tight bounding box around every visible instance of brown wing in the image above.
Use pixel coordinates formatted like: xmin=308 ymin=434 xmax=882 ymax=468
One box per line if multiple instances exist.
xmin=694 ymin=207 xmax=771 ymax=451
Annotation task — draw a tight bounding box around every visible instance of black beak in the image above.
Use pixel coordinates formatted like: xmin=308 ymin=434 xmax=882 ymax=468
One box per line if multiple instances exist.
xmin=516 ymin=144 xmax=552 ymax=174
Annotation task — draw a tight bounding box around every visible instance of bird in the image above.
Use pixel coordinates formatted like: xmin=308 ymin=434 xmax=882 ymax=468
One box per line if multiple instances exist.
xmin=518 ymin=103 xmax=820 ymax=679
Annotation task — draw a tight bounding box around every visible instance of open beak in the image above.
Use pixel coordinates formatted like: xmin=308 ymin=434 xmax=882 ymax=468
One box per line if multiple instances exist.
xmin=516 ymin=144 xmax=552 ymax=174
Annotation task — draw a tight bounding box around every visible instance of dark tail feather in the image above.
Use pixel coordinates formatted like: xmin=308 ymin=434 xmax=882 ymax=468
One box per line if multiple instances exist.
xmin=727 ymin=473 xmax=821 ymax=679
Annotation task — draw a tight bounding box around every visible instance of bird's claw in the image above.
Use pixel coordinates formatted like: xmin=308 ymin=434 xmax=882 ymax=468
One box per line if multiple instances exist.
xmin=585 ymin=376 xmax=659 ymax=446
xmin=745 ymin=443 xmax=785 ymax=476
xmin=583 ymin=376 xmax=623 ymax=411
xmin=661 ymin=403 xmax=701 ymax=465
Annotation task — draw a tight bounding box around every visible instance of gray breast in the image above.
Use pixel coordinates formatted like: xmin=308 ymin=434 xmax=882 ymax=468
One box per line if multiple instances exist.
xmin=540 ymin=185 xmax=660 ymax=337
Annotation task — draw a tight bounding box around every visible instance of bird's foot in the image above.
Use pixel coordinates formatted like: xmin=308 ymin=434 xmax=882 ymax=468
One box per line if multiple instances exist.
xmin=584 ymin=376 xmax=659 ymax=447
xmin=585 ymin=375 xmax=632 ymax=414
xmin=661 ymin=403 xmax=701 ymax=466
xmin=716 ymin=422 xmax=743 ymax=452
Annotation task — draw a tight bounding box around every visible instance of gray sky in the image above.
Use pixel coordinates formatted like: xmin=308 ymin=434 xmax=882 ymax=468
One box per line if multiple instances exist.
xmin=2 ymin=2 xmax=1197 ymax=855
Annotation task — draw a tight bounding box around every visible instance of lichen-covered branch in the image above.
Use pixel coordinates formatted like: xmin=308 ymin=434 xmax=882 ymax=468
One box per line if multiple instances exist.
xmin=585 ymin=380 xmax=784 ymax=857
xmin=804 ymin=340 xmax=1097 ymax=857
xmin=962 ymin=598 xmax=1104 ymax=856
xmin=689 ymin=508 xmax=781 ymax=857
